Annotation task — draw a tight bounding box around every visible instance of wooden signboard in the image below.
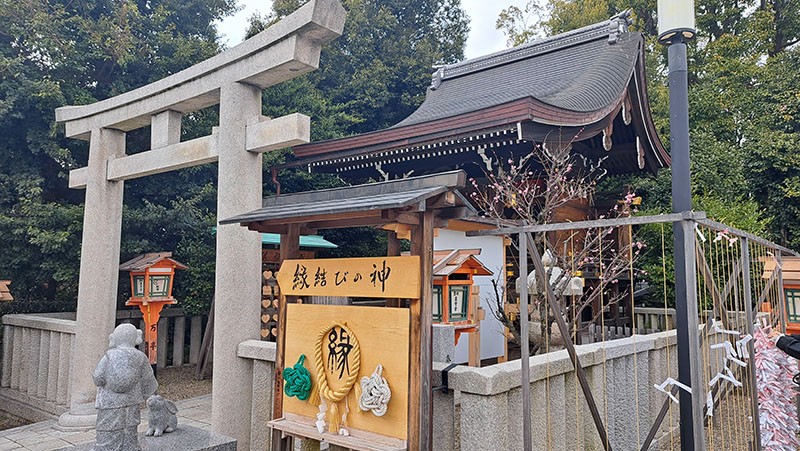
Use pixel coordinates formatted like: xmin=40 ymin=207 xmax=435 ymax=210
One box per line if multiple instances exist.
xmin=277 ymin=256 xmax=420 ymax=299
xmin=283 ymin=303 xmax=410 ymax=440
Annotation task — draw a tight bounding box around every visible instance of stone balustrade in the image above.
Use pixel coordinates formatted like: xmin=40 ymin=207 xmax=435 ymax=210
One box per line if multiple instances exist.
xmin=0 ymin=308 xmax=208 ymax=421
xmin=432 ymin=329 xmax=731 ymax=451
xmin=1 ymin=313 xmax=75 ymax=421
xmin=237 ymin=339 xmax=276 ymax=450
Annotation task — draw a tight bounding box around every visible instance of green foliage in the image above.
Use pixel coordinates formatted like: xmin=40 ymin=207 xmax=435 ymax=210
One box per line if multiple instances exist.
xmin=251 ymin=0 xmax=470 ymax=138
xmin=0 ymin=0 xmax=235 ymax=315
xmin=0 ymin=0 xmax=469 ymax=317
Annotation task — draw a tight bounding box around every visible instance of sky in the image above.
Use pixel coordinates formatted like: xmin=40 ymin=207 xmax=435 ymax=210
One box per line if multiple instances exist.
xmin=216 ymin=0 xmax=531 ymax=60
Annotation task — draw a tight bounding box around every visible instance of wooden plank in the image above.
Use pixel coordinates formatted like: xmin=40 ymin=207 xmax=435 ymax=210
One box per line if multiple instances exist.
xmin=387 ymin=231 xmax=400 ymax=257
xmin=282 ymin=304 xmax=409 ymax=439
xmin=172 ymin=316 xmax=185 ymax=366
xmin=272 ymin=224 xmax=300 ymax=451
xmin=276 ymin=256 xmax=421 ymax=298
xmin=695 ymin=245 xmax=731 ymax=330
xmin=195 ymin=296 xmax=214 ymax=380
xmin=157 ymin=317 xmax=168 ymax=369
xmin=270 ymin=414 xmax=407 ymax=451
xmin=189 ymin=316 xmax=202 ymax=365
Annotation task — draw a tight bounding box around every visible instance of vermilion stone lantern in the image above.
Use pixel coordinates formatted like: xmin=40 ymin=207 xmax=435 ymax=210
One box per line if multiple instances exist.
xmin=120 ymin=252 xmax=187 ymax=368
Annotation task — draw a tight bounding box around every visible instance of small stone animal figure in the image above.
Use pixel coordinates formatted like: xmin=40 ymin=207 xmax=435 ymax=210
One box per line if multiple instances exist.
xmin=145 ymin=395 xmax=178 ymax=437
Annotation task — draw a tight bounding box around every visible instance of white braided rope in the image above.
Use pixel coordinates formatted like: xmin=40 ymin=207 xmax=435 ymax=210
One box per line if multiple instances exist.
xmin=358 ymin=364 xmax=391 ymax=417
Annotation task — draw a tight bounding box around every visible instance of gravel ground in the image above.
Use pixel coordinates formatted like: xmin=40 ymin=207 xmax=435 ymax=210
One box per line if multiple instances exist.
xmin=154 ymin=364 xmax=213 ymax=401
xmin=0 ymin=412 xmax=27 ymax=431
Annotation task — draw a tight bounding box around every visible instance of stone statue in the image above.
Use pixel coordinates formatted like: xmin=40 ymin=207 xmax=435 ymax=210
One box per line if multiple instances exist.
xmin=92 ymin=323 xmax=158 ymax=451
xmin=145 ymin=394 xmax=178 ymax=436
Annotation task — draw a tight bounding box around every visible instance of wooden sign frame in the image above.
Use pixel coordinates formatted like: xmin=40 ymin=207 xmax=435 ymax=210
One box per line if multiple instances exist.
xmin=277 ymin=256 xmax=421 ymax=299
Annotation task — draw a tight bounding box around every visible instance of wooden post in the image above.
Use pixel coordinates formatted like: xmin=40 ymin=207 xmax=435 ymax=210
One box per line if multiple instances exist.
xmin=776 ymin=253 xmax=787 ymax=332
xmin=518 ymin=232 xmax=532 ymax=451
xmin=387 ymin=230 xmax=400 ymax=257
xmin=419 ymin=210 xmax=434 ymax=451
xmin=409 ymin=210 xmax=434 ymax=451
xmin=740 ymin=239 xmax=763 ymax=450
xmin=273 ymin=224 xmax=300 ymax=451
xmin=387 ymin=230 xmax=402 ymax=308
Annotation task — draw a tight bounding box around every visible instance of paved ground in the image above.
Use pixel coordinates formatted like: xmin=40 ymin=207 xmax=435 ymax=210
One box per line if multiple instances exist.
xmin=0 ymin=394 xmax=212 ymax=451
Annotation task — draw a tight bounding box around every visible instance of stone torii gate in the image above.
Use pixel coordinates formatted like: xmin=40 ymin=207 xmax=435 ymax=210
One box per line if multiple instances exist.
xmin=54 ymin=1 xmax=346 ymax=448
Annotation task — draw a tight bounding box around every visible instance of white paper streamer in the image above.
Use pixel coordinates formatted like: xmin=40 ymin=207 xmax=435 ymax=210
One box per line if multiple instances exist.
xmin=654 ymin=377 xmax=692 ymax=404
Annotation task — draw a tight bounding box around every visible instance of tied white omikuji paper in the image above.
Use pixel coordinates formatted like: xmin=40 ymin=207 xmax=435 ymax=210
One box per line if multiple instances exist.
xmin=753 ymin=322 xmax=800 ymax=450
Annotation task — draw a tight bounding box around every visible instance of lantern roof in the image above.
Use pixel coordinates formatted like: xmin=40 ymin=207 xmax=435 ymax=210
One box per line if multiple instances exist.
xmin=763 ymin=256 xmax=800 ymax=284
xmin=119 ymin=252 xmax=188 ymax=272
xmin=432 ymin=249 xmax=493 ymax=277
xmin=0 ymin=280 xmax=12 ymax=302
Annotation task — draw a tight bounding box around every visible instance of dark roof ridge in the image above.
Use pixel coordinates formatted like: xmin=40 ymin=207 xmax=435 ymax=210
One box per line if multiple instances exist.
xmin=430 ymin=10 xmax=632 ymax=88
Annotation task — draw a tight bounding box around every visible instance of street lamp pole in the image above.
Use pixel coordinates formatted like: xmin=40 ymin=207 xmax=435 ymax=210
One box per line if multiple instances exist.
xmin=658 ymin=1 xmax=706 ymax=449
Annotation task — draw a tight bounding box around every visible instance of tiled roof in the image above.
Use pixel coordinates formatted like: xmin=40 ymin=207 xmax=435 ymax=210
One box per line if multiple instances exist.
xmin=397 ymin=12 xmax=636 ymax=126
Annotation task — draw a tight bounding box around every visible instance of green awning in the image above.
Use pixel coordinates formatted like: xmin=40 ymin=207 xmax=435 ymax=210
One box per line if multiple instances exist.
xmin=212 ymin=227 xmax=337 ymax=249
xmin=261 ymin=233 xmax=337 ymax=249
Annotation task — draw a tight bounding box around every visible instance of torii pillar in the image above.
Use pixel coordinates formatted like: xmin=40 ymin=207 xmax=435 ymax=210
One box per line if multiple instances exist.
xmin=54 ymin=1 xmax=346 ymax=447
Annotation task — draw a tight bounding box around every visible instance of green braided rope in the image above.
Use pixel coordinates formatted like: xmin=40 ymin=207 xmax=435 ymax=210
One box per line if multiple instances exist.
xmin=283 ymin=354 xmax=312 ymax=401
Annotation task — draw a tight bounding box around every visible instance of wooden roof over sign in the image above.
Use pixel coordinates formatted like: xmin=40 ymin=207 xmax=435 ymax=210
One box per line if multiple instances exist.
xmin=0 ymin=280 xmax=12 ymax=302
xmin=278 ymin=12 xmax=668 ymax=180
xmin=221 ymin=170 xmax=477 ymax=234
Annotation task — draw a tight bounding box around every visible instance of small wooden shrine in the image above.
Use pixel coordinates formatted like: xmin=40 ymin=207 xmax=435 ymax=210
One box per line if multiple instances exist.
xmin=432 ymin=249 xmax=491 ymax=326
xmin=119 ymin=252 xmax=188 ymax=366
xmin=0 ymin=280 xmax=12 ymax=302
xmin=763 ymin=256 xmax=800 ymax=334
xmin=222 ymin=170 xmax=474 ymax=451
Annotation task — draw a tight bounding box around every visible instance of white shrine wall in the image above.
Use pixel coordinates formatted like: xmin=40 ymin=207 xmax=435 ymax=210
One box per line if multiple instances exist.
xmin=434 ymin=228 xmax=506 ymax=363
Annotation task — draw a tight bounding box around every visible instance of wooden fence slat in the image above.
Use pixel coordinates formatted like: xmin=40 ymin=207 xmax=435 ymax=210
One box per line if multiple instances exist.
xmin=172 ymin=316 xmax=185 ymax=366
xmin=157 ymin=317 xmax=168 ymax=369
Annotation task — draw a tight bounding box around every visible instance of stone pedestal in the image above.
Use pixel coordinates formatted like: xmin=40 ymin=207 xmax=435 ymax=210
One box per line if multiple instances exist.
xmin=59 ymin=425 xmax=237 ymax=450
xmin=433 ymin=324 xmax=455 ymax=363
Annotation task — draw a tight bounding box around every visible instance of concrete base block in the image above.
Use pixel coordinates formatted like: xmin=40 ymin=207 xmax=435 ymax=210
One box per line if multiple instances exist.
xmin=58 ymin=425 xmax=237 ymax=450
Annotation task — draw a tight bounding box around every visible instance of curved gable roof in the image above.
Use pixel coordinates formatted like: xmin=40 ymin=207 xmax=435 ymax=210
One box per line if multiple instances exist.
xmin=286 ymin=12 xmax=668 ymax=177
xmin=397 ymin=16 xmax=639 ymax=126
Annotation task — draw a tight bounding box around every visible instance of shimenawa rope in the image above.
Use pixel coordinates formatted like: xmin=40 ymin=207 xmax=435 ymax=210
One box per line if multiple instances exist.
xmin=283 ymin=354 xmax=312 ymax=400
xmin=308 ymin=321 xmax=362 ymax=433
xmin=358 ymin=364 xmax=391 ymax=416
